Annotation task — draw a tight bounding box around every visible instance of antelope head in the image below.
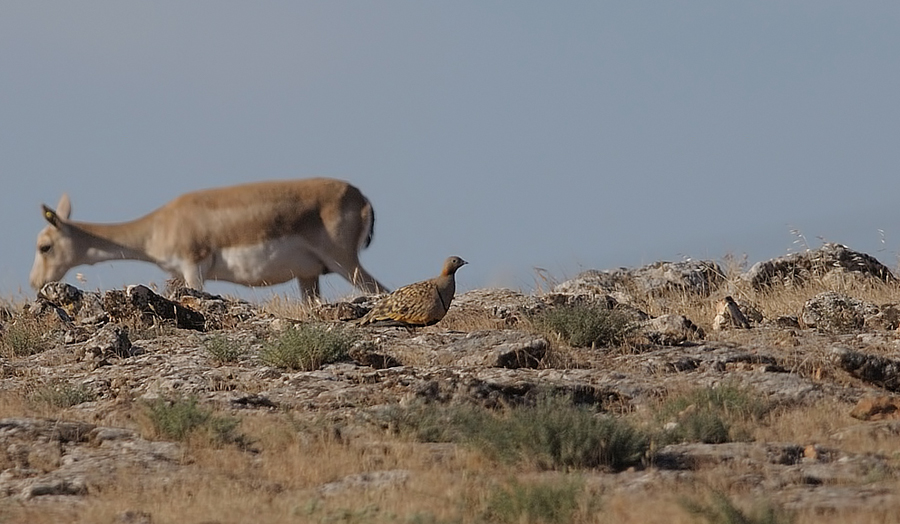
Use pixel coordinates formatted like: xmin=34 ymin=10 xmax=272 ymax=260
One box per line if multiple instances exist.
xmin=30 ymin=194 xmax=77 ymax=290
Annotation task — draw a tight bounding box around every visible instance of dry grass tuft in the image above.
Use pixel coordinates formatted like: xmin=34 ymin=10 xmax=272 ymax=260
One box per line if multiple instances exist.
xmin=437 ymin=307 xmax=511 ymax=331
xmin=261 ymin=293 xmax=318 ymax=320
xmin=0 ymin=312 xmax=61 ymax=358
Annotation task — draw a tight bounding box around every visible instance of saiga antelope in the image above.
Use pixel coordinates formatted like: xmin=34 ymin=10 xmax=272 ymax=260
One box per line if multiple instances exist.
xmin=30 ymin=178 xmax=388 ymax=301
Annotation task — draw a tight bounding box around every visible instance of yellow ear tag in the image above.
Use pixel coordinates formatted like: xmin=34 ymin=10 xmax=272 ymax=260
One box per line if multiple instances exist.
xmin=45 ymin=211 xmax=54 ymax=220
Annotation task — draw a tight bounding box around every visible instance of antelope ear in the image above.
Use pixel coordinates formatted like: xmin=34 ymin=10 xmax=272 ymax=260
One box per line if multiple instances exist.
xmin=41 ymin=194 xmax=71 ymax=229
xmin=42 ymin=204 xmax=64 ymax=229
xmin=55 ymin=194 xmax=72 ymax=220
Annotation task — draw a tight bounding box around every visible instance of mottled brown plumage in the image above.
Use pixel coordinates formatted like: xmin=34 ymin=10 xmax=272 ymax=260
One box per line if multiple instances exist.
xmin=357 ymin=256 xmax=468 ymax=329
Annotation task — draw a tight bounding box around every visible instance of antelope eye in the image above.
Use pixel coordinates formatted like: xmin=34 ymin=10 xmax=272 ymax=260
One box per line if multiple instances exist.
xmin=39 ymin=244 xmax=52 ymax=254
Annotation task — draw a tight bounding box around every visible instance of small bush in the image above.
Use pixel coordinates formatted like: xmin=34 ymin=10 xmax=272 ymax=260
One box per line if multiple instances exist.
xmin=380 ymin=394 xmax=649 ymax=471
xmin=30 ymin=382 xmax=96 ymax=409
xmin=145 ymin=396 xmax=210 ymax=440
xmin=203 ymin=414 xmax=244 ymax=446
xmin=144 ymin=396 xmax=242 ymax=445
xmin=483 ymin=478 xmax=581 ymax=524
xmin=655 ymin=385 xmax=771 ymax=445
xmin=379 ymin=401 xmax=490 ymax=444
xmin=0 ymin=317 xmax=55 ymax=357
xmin=205 ymin=334 xmax=244 ymax=363
xmin=490 ymin=394 xmax=649 ymax=471
xmin=681 ymin=490 xmax=794 ymax=524
xmin=260 ymin=323 xmax=355 ymax=370
xmin=532 ymin=304 xmax=634 ymax=347
xmin=126 ymin=319 xmax=177 ymax=341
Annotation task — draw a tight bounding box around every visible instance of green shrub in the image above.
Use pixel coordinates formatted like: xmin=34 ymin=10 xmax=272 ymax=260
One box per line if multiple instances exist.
xmin=681 ymin=490 xmax=794 ymax=524
xmin=30 ymin=382 xmax=96 ymax=408
xmin=532 ymin=304 xmax=634 ymax=347
xmin=1 ymin=318 xmax=55 ymax=357
xmin=144 ymin=396 xmax=242 ymax=445
xmin=483 ymin=478 xmax=581 ymax=524
xmin=205 ymin=334 xmax=244 ymax=363
xmin=379 ymin=401 xmax=490 ymax=444
xmin=379 ymin=394 xmax=649 ymax=471
xmin=261 ymin=323 xmax=355 ymax=370
xmin=489 ymin=394 xmax=649 ymax=471
xmin=656 ymin=385 xmax=771 ymax=445
xmin=145 ymin=396 xmax=210 ymax=440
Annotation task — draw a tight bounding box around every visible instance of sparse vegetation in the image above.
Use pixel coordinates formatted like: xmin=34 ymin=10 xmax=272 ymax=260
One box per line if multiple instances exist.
xmin=483 ymin=478 xmax=583 ymax=524
xmin=490 ymin=394 xmax=649 ymax=471
xmin=0 ymin=316 xmax=57 ymax=357
xmin=125 ymin=317 xmax=178 ymax=341
xmin=681 ymin=490 xmax=794 ymax=524
xmin=29 ymin=381 xmax=96 ymax=409
xmin=382 ymin=394 xmax=649 ymax=471
xmin=531 ymin=303 xmax=635 ymax=347
xmin=379 ymin=399 xmax=487 ymax=444
xmin=260 ymin=322 xmax=355 ymax=370
xmin=653 ymin=385 xmax=772 ymax=444
xmin=143 ymin=396 xmax=242 ymax=445
xmin=204 ymin=334 xmax=244 ymax=363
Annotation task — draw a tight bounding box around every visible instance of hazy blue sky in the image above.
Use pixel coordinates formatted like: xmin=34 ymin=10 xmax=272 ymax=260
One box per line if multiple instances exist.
xmin=3 ymin=2 xmax=899 ymax=301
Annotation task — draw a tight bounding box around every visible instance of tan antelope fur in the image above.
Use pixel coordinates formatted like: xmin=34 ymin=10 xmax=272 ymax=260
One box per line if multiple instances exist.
xmin=30 ymin=178 xmax=388 ymax=301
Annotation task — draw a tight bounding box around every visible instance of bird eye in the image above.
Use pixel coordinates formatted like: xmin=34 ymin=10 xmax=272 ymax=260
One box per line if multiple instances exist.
xmin=39 ymin=244 xmax=52 ymax=254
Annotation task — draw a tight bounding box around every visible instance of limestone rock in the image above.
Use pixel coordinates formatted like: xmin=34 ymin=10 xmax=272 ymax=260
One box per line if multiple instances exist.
xmin=743 ymin=243 xmax=894 ymax=289
xmin=654 ymin=442 xmax=805 ymax=470
xmin=115 ymin=510 xmax=153 ymax=524
xmin=0 ymin=417 xmax=181 ymax=501
xmin=22 ymin=477 xmax=87 ymax=499
xmin=100 ymin=285 xmax=206 ymax=331
xmin=348 ymin=341 xmax=402 ymax=369
xmin=310 ymin=301 xmax=368 ymax=322
xmin=850 ymin=396 xmax=900 ymax=421
xmin=864 ymin=304 xmax=900 ymax=331
xmin=831 ymin=347 xmax=900 ymax=392
xmin=81 ymin=323 xmax=135 ymax=365
xmin=801 ymin=292 xmax=879 ymax=334
xmin=637 ymin=314 xmax=705 ymax=346
xmin=37 ymin=282 xmax=83 ymax=313
xmin=450 ymin=288 xmax=545 ymax=326
xmin=317 ymin=469 xmax=410 ymax=496
xmin=629 ymin=260 xmax=724 ymax=296
xmin=38 ymin=282 xmax=107 ymax=324
xmin=5 ymin=254 xmax=900 ymax=517
xmin=454 ymin=334 xmax=549 ymax=369
xmin=774 ymin=316 xmax=801 ymax=328
xmin=171 ymin=287 xmax=256 ymax=327
xmin=127 ymin=285 xmax=206 ymax=330
xmin=555 ymin=259 xmax=724 ymax=298
xmin=230 ymin=394 xmax=278 ymax=410
xmin=830 ymin=421 xmax=900 ymax=442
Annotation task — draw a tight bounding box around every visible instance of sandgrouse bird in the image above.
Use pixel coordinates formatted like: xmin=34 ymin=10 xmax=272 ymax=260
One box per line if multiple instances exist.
xmin=357 ymin=256 xmax=468 ymax=330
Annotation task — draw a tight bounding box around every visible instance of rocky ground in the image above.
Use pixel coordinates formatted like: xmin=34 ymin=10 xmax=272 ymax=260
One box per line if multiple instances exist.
xmin=2 ymin=243 xmax=900 ymax=523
